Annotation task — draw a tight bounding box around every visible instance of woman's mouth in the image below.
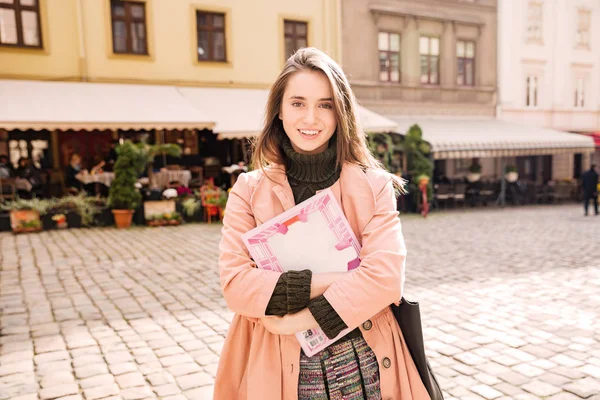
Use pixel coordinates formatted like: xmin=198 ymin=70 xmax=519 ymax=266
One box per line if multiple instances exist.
xmin=298 ymin=129 xmax=321 ymax=139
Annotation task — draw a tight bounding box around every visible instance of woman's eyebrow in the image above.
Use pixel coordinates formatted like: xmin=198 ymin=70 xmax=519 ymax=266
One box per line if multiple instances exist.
xmin=289 ymin=95 xmax=333 ymax=101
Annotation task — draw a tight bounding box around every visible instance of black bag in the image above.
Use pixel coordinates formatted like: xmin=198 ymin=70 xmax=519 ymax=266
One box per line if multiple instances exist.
xmin=391 ymin=298 xmax=444 ymax=400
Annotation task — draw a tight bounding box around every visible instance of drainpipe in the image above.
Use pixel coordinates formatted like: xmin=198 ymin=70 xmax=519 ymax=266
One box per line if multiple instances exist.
xmin=76 ymin=0 xmax=89 ymax=81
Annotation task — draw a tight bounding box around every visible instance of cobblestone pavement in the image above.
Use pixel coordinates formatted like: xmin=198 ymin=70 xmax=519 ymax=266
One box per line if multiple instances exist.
xmin=1 ymin=204 xmax=599 ymax=400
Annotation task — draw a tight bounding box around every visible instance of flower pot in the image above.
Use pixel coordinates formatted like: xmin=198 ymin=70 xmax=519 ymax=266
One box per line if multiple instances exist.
xmin=112 ymin=209 xmax=134 ymax=229
xmin=466 ymin=173 xmax=481 ymax=183
xmin=505 ymin=172 xmax=519 ymax=183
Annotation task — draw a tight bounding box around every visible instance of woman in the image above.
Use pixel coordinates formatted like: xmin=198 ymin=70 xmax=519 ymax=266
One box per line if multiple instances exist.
xmin=215 ymin=48 xmax=429 ymax=400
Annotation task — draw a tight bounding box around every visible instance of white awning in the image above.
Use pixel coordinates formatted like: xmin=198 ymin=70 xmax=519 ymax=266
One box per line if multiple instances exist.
xmin=389 ymin=117 xmax=596 ymax=159
xmin=178 ymin=87 xmax=398 ymax=139
xmin=0 ymin=80 xmax=215 ymax=131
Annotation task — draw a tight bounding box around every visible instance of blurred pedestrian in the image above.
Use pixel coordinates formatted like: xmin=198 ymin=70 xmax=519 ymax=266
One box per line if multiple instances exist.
xmin=582 ymin=164 xmax=598 ymax=216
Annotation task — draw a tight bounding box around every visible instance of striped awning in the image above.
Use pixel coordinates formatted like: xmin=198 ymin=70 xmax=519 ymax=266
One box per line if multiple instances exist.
xmin=389 ymin=117 xmax=596 ymax=159
xmin=0 ymin=80 xmax=215 ymax=131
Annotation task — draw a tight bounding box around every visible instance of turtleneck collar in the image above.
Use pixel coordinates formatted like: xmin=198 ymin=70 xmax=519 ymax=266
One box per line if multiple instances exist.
xmin=280 ymin=134 xmax=339 ymax=184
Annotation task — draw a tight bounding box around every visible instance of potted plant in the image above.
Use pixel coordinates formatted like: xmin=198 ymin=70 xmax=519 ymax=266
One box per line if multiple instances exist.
xmin=108 ymin=141 xmax=143 ymax=229
xmin=467 ymin=163 xmax=482 ymax=183
xmin=52 ymin=213 xmax=68 ymax=229
xmin=505 ymin=166 xmax=519 ymax=182
xmin=181 ymin=197 xmax=203 ymax=222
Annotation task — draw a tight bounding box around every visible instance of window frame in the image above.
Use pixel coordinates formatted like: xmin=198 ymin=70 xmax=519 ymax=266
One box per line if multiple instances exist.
xmin=283 ymin=19 xmax=308 ymax=61
xmin=378 ymin=31 xmax=401 ymax=83
xmin=525 ymin=75 xmax=539 ymax=107
xmin=0 ymin=0 xmax=43 ymax=49
xmin=196 ymin=10 xmax=226 ymax=62
xmin=110 ymin=0 xmax=148 ymax=55
xmin=420 ymin=36 xmax=440 ymax=85
xmin=574 ymin=77 xmax=585 ymax=108
xmin=456 ymin=39 xmax=476 ymax=86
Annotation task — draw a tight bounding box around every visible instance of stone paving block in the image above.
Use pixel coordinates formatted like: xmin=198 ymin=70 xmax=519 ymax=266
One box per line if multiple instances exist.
xmin=115 ymin=372 xmax=146 ymax=389
xmin=470 ymin=384 xmax=503 ymax=400
xmin=175 ymin=371 xmax=213 ymax=391
xmin=120 ymin=385 xmax=154 ymax=400
xmin=521 ymin=380 xmax=563 ymax=397
xmin=82 ymin=383 xmax=120 ymax=400
xmin=167 ymin=362 xmax=202 ymax=377
xmin=39 ymin=371 xmax=76 ymax=388
xmin=39 ymin=383 xmax=79 ymax=400
xmin=74 ymin=363 xmax=109 ymax=379
xmin=108 ymin=362 xmax=139 ymax=376
xmin=152 ymin=383 xmax=181 ymax=397
xmin=563 ymin=377 xmax=600 ymax=398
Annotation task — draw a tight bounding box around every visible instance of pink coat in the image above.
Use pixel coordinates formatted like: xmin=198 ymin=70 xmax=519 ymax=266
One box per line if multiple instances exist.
xmin=214 ymin=163 xmax=430 ymax=400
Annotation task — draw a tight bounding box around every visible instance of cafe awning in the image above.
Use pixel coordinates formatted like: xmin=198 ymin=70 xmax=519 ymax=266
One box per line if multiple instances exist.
xmin=0 ymin=80 xmax=215 ymax=131
xmin=389 ymin=117 xmax=596 ymax=159
xmin=177 ymin=87 xmax=398 ymax=139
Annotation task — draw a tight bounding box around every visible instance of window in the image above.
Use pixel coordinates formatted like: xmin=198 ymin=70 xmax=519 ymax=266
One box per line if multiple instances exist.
xmin=420 ymin=36 xmax=439 ymax=85
xmin=574 ymin=77 xmax=585 ymax=108
xmin=284 ymin=20 xmax=307 ymax=61
xmin=525 ymin=75 xmax=538 ymax=107
xmin=526 ymin=2 xmax=543 ymax=42
xmin=457 ymin=40 xmax=475 ymax=86
xmin=378 ymin=32 xmax=400 ymax=83
xmin=196 ymin=11 xmax=226 ymax=61
xmin=576 ymin=9 xmax=591 ymax=47
xmin=0 ymin=0 xmax=42 ymax=48
xmin=110 ymin=0 xmax=148 ymax=55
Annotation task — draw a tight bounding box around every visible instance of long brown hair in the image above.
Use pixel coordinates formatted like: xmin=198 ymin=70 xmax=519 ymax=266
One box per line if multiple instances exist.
xmin=252 ymin=47 xmax=405 ymax=193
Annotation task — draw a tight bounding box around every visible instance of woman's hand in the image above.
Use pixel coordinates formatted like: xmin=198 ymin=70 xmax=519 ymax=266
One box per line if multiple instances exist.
xmin=260 ymin=308 xmax=318 ymax=335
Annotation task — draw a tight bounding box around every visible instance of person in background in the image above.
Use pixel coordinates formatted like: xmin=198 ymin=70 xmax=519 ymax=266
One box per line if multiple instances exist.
xmin=582 ymin=164 xmax=599 ymax=216
xmin=65 ymin=153 xmax=84 ymax=193
xmin=16 ymin=157 xmax=43 ymax=198
xmin=104 ymin=140 xmax=119 ymax=172
xmin=0 ymin=154 xmax=12 ymax=178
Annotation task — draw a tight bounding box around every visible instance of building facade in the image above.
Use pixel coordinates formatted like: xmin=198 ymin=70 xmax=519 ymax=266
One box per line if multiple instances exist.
xmin=341 ymin=0 xmax=497 ymax=117
xmin=498 ymin=0 xmax=599 ymax=177
xmin=340 ymin=0 xmax=595 ymax=186
xmin=0 ymin=0 xmax=342 ymax=191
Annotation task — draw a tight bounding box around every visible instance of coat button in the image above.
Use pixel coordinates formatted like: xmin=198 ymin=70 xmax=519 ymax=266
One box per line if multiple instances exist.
xmin=382 ymin=357 xmax=391 ymax=369
xmin=362 ymin=320 xmax=373 ymax=330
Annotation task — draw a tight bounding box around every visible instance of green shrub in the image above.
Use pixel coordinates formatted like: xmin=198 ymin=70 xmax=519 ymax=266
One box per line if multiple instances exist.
xmin=108 ymin=141 xmax=142 ymax=210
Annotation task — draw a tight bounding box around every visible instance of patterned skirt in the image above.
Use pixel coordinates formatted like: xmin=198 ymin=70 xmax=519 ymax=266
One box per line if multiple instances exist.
xmin=298 ymin=336 xmax=381 ymax=400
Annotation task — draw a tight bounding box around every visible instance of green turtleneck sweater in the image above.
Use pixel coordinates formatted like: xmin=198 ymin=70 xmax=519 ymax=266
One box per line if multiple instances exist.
xmin=265 ymin=135 xmax=351 ymax=341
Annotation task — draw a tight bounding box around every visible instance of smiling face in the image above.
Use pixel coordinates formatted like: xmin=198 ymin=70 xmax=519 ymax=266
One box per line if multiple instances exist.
xmin=279 ymin=70 xmax=337 ymax=155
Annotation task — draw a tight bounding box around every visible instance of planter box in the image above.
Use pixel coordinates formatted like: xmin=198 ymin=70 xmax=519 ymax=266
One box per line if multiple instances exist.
xmin=0 ymin=213 xmax=11 ymax=232
xmin=93 ymin=208 xmax=114 ymax=227
xmin=66 ymin=211 xmax=82 ymax=229
xmin=10 ymin=210 xmax=42 ymax=234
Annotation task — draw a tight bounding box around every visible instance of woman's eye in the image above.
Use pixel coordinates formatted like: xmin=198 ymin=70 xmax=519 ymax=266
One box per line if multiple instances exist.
xmin=292 ymin=102 xmax=303 ymax=107
xmin=320 ymin=103 xmax=333 ymax=109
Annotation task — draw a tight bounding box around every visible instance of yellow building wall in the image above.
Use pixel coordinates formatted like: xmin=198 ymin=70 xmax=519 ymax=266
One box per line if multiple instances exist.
xmin=0 ymin=0 xmax=80 ymax=80
xmin=0 ymin=0 xmax=341 ymax=88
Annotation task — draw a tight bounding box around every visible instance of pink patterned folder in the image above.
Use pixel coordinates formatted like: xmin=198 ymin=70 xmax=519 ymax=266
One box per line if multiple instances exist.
xmin=241 ymin=188 xmax=362 ymax=357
